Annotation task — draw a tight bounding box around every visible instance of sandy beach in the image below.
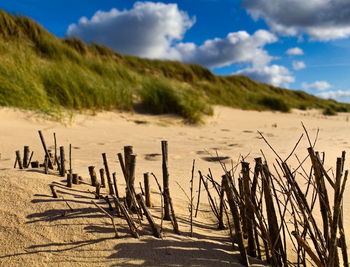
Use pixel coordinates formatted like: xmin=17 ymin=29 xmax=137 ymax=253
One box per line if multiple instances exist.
xmin=0 ymin=106 xmax=349 ymax=266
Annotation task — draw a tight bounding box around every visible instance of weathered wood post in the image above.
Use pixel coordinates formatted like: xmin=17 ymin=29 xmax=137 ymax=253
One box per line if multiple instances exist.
xmin=242 ymin=161 xmax=257 ymax=257
xmin=23 ymin=146 xmax=30 ymax=169
xmin=38 ymin=130 xmax=53 ymax=169
xmin=69 ymin=144 xmax=72 ymax=174
xmin=123 ymin=146 xmax=133 ymax=201
xmin=102 ymin=153 xmax=115 ymax=195
xmin=67 ymin=173 xmax=73 ymax=188
xmin=88 ymin=166 xmax=97 ymax=186
xmin=144 ymin=172 xmax=152 ymax=207
xmin=112 ymin=172 xmax=120 ymax=198
xmin=161 ymin=140 xmax=171 ymax=220
xmin=126 ymin=154 xmax=136 ymax=209
xmin=261 ymin=164 xmax=284 ymax=266
xmin=72 ymin=173 xmax=79 ymax=185
xmin=112 ymin=195 xmax=139 ymax=238
xmin=99 ymin=168 xmax=106 ymax=188
xmin=44 ymin=156 xmax=49 ymax=174
xmin=136 ymin=193 xmax=161 ymax=238
xmin=53 ymin=133 xmax=59 ymax=170
xmin=223 ymin=174 xmax=250 ymax=267
xmin=50 ymin=185 xmax=58 ymax=198
xmin=59 ymin=146 xmax=65 ymax=177
xmin=95 ymin=183 xmax=101 ymax=199
xmin=218 ymin=178 xmax=226 ymax=230
xmin=26 ymin=151 xmax=34 ymax=168
xmin=15 ymin=150 xmax=23 ymax=169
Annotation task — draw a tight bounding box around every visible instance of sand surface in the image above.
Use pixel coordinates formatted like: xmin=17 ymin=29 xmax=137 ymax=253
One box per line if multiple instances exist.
xmin=0 ymin=106 xmax=349 ymax=266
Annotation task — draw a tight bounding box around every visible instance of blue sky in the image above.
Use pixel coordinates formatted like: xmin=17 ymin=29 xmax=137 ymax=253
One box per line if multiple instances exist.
xmin=2 ymin=0 xmax=350 ymax=102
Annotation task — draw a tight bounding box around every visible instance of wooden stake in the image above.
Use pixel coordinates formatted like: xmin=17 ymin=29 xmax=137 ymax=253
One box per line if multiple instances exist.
xmin=139 ymin=182 xmax=145 ymax=195
xmin=123 ymin=146 xmax=133 ymax=191
xmin=195 ymin=175 xmax=202 ymax=218
xmin=44 ymin=156 xmax=48 ymax=174
xmin=59 ymin=146 xmax=65 ymax=177
xmin=112 ymin=195 xmax=139 ymax=238
xmin=27 ymin=151 xmax=34 ymax=168
xmin=72 ymin=173 xmax=79 ymax=185
xmin=126 ymin=154 xmax=136 ymax=209
xmin=15 ymin=150 xmax=23 ymax=169
xmin=13 ymin=156 xmax=18 ymax=168
xmin=53 ymin=133 xmax=60 ymax=170
xmin=95 ymin=183 xmax=101 ymax=199
xmin=50 ymin=185 xmax=58 ymax=198
xmin=161 ymin=140 xmax=171 ymax=220
xmin=136 ymin=194 xmax=161 ymax=238
xmin=23 ymin=146 xmax=30 ymax=169
xmin=261 ymin=164 xmax=284 ymax=266
xmin=67 ymin=173 xmax=73 ymax=188
xmin=223 ymin=174 xmax=250 ymax=266
xmin=112 ymin=172 xmax=120 ymax=198
xmin=166 ymin=192 xmax=180 ymax=235
xmin=190 ymin=159 xmax=195 ymax=236
xmin=69 ymin=144 xmax=72 ymax=174
xmin=218 ymin=178 xmax=226 ymax=230
xmin=292 ymin=231 xmax=322 ymax=267
xmin=99 ymin=168 xmax=106 ymax=188
xmin=144 ymin=172 xmax=152 ymax=207
xmin=102 ymin=153 xmax=115 ymax=195
xmin=242 ymin=162 xmax=257 ymax=257
xmin=38 ymin=130 xmax=53 ymax=169
xmin=88 ymin=166 xmax=97 ymax=186
xmin=199 ymin=171 xmax=219 ymax=218
xmin=117 ymin=153 xmax=127 ymax=183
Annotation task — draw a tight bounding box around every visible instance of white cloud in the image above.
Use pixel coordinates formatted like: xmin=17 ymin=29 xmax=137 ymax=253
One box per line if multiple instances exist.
xmin=317 ymin=90 xmax=350 ymax=103
xmin=67 ymin=2 xmax=195 ymax=59
xmin=235 ymin=65 xmax=295 ymax=87
xmin=286 ymin=47 xmax=304 ymax=56
xmin=243 ymin=0 xmax=350 ymax=40
xmin=67 ymin=2 xmax=277 ymax=68
xmin=302 ymin=81 xmax=331 ymax=91
xmin=292 ymin=61 xmax=306 ymax=70
xmin=176 ymin=30 xmax=277 ymax=68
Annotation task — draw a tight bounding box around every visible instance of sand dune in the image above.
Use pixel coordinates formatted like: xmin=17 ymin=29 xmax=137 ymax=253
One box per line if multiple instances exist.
xmin=0 ymin=106 xmax=349 ymax=266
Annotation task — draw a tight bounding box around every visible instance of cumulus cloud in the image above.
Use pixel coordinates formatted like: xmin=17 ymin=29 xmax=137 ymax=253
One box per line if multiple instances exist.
xmin=317 ymin=90 xmax=350 ymax=103
xmin=67 ymin=2 xmax=195 ymax=58
xmin=302 ymin=81 xmax=331 ymax=91
xmin=243 ymin=0 xmax=350 ymax=40
xmin=67 ymin=2 xmax=277 ymax=68
xmin=286 ymin=47 xmax=304 ymax=56
xmin=292 ymin=61 xmax=306 ymax=70
xmin=235 ymin=65 xmax=295 ymax=87
xmin=176 ymin=30 xmax=277 ymax=68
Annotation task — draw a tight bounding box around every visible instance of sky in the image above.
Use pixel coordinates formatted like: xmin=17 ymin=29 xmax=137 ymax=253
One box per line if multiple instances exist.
xmin=2 ymin=0 xmax=350 ymax=102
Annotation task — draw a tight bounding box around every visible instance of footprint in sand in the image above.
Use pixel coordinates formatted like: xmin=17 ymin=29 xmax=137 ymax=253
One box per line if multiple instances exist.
xmin=196 ymin=150 xmax=209 ymax=155
xmin=210 ymin=146 xmax=231 ymax=151
xmin=201 ymin=156 xmax=231 ymax=164
xmin=221 ymin=129 xmax=230 ymax=132
xmin=243 ymin=130 xmax=254 ymax=133
xmin=133 ymin=120 xmax=148 ymax=125
xmin=228 ymin=143 xmax=239 ymax=147
xmin=144 ymin=153 xmax=162 ymax=161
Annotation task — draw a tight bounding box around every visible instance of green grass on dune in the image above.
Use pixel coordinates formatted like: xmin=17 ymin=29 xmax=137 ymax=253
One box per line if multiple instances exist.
xmin=0 ymin=10 xmax=349 ymax=123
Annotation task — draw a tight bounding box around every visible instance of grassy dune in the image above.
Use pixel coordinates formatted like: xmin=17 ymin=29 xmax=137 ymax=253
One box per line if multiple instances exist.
xmin=0 ymin=10 xmax=349 ymax=123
